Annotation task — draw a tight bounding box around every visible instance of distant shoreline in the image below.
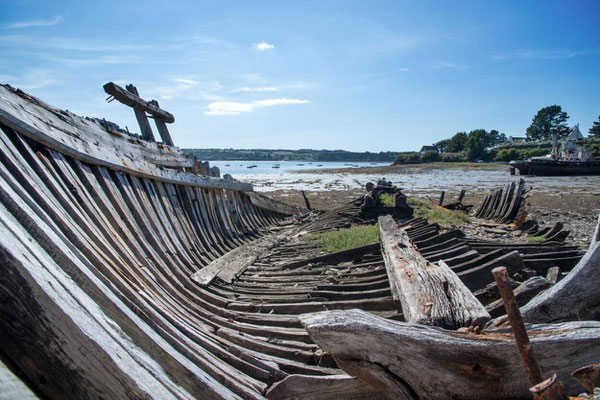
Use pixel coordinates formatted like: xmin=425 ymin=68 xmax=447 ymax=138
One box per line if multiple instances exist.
xmin=295 ymin=161 xmax=508 ymax=174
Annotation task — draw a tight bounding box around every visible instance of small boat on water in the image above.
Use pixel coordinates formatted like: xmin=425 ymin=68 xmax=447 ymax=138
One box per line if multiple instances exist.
xmin=509 ymin=125 xmax=600 ymax=176
xmin=247 ymin=164 xmax=257 ymax=169
xmin=316 ymin=164 xmax=323 ymax=167
xmin=297 ymin=163 xmax=304 ymax=166
xmin=224 ymin=164 xmax=230 ymax=166
xmin=272 ymin=164 xmax=280 ymax=169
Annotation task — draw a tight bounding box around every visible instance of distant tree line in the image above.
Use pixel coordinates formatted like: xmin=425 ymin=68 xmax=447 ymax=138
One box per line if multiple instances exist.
xmin=394 ymin=106 xmax=600 ymax=165
xmin=183 ymin=148 xmax=398 ymax=162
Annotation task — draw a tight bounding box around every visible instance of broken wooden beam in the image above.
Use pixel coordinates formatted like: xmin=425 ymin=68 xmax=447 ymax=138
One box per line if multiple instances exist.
xmin=301 ymin=309 xmax=600 ymax=399
xmin=191 ymin=232 xmax=287 ymax=286
xmin=378 ymin=215 xmax=490 ymax=329
xmin=103 ymin=82 xmax=175 ymax=123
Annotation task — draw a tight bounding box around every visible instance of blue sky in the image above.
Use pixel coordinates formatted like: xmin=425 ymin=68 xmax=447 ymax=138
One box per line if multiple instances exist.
xmin=1 ymin=1 xmax=599 ymax=151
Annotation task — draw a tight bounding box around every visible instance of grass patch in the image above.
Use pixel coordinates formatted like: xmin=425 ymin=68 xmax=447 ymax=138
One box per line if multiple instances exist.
xmin=379 ymin=193 xmax=394 ymax=205
xmin=408 ymin=197 xmax=470 ymax=226
xmin=307 ymin=224 xmax=380 ymax=253
xmin=527 ymin=236 xmax=547 ymax=244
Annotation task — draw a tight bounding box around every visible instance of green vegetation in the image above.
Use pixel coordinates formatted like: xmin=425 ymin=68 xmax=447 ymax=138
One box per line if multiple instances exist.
xmin=407 ymin=198 xmax=471 ymax=226
xmin=526 ymin=105 xmax=570 ymax=141
xmin=306 ymin=224 xmax=380 ymax=253
xmin=590 ymin=115 xmax=600 ymax=139
xmin=183 ymin=148 xmax=398 ymax=162
xmin=527 ymin=236 xmax=547 ymax=244
xmin=379 ymin=193 xmax=394 ymax=205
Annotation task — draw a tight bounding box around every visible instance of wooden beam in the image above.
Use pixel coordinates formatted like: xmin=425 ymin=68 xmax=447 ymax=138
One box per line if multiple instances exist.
xmin=149 ymin=100 xmax=174 ymax=146
xmin=301 ymin=309 xmax=600 ymax=399
xmin=0 ymin=86 xmax=253 ymax=191
xmin=378 ymin=215 xmax=490 ymax=329
xmin=125 ymin=85 xmax=155 ymax=142
xmin=519 ymin=212 xmax=600 ymax=323
xmin=103 ymin=82 xmax=175 ymax=123
xmin=191 ymin=232 xmax=287 ymax=286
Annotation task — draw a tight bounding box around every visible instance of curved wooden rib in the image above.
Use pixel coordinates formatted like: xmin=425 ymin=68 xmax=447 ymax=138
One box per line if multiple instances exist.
xmin=519 ymin=212 xmax=600 ymax=323
xmin=301 ymin=309 xmax=600 ymax=399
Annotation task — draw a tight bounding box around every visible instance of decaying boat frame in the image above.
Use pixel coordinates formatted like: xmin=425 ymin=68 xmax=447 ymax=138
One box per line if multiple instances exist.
xmin=0 ymin=83 xmax=598 ymax=399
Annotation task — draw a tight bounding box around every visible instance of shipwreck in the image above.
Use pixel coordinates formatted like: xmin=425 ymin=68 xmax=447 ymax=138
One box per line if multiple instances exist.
xmin=0 ymin=83 xmax=598 ymax=399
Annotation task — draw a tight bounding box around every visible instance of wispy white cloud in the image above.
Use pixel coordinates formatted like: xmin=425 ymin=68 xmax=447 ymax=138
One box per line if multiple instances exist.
xmin=4 ymin=16 xmax=63 ymax=29
xmin=6 ymin=69 xmax=57 ymax=89
xmin=39 ymin=54 xmax=146 ymax=66
xmin=282 ymin=80 xmax=316 ymax=90
xmin=206 ymin=98 xmax=309 ymax=116
xmin=234 ymin=86 xmax=280 ymax=93
xmin=433 ymin=61 xmax=468 ymax=70
xmin=0 ymin=35 xmax=149 ymax=52
xmin=491 ymin=49 xmax=594 ymax=61
xmin=155 ymin=77 xmax=224 ymax=100
xmin=398 ymin=67 xmax=410 ymax=72
xmin=254 ymin=41 xmax=275 ymax=51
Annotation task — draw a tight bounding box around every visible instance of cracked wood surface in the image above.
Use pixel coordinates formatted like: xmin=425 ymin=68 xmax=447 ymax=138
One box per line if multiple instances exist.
xmin=379 ymin=215 xmax=490 ymax=329
xmin=301 ymin=309 xmax=600 ymax=399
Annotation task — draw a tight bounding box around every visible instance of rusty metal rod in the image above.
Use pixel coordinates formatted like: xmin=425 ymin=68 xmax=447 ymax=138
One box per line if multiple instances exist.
xmin=492 ymin=266 xmax=543 ymax=386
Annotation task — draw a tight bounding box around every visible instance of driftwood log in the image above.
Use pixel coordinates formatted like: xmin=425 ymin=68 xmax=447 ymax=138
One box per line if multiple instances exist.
xmin=301 ymin=309 xmax=600 ymax=399
xmin=379 ymin=215 xmax=490 ymax=329
xmin=518 ymin=212 xmax=600 ymax=323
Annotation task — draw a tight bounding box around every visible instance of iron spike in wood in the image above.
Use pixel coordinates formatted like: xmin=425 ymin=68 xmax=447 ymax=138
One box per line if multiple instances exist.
xmin=103 ymin=82 xmax=175 ymax=123
xmin=492 ymin=266 xmax=543 ymax=386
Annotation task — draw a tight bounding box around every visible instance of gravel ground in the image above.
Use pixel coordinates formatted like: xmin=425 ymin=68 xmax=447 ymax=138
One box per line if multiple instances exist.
xmin=267 ymin=179 xmax=599 ymax=248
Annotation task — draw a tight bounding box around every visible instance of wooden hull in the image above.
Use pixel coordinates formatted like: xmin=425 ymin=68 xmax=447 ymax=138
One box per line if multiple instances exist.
xmin=510 ymin=159 xmax=600 ymax=176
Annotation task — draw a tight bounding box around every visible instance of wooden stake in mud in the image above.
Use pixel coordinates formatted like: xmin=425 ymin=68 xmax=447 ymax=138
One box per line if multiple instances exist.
xmin=492 ymin=266 xmax=543 ymax=386
xmin=301 ymin=190 xmax=312 ymax=211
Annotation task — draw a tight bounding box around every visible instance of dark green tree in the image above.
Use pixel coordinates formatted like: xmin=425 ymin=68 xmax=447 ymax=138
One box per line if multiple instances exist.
xmin=589 ymin=115 xmax=600 ymax=139
xmin=434 ymin=138 xmax=450 ymax=153
xmin=487 ymin=129 xmax=507 ymax=147
xmin=465 ymin=129 xmax=488 ymax=161
xmin=446 ymin=132 xmax=468 ymax=152
xmin=526 ymin=105 xmax=570 ymax=141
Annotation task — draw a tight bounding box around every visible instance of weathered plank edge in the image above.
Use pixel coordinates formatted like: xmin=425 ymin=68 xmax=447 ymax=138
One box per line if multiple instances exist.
xmin=0 ymin=105 xmax=253 ymax=192
xmin=301 ymin=309 xmax=600 ymax=399
xmin=247 ymin=192 xmax=302 ymax=216
xmin=378 ymin=215 xmax=490 ymax=329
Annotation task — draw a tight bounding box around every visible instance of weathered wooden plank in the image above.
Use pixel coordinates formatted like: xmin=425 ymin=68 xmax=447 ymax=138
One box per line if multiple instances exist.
xmin=519 ymin=212 xmax=600 ymax=323
xmin=379 ymin=215 xmax=490 ymax=329
xmin=301 ymin=309 xmax=600 ymax=399
xmin=192 ymin=232 xmax=287 ymax=286
xmin=247 ymin=191 xmax=301 ymax=216
xmin=0 ymin=358 xmax=39 ymax=400
xmin=0 ymin=87 xmax=253 ymax=191
xmin=266 ymin=374 xmax=383 ymax=400
xmin=104 ymin=82 xmax=175 ymax=123
xmin=0 ymin=200 xmax=227 ymax=399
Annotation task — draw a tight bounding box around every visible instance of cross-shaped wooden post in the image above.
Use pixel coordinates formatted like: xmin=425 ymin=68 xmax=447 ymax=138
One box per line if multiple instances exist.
xmin=103 ymin=82 xmax=175 ymax=146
